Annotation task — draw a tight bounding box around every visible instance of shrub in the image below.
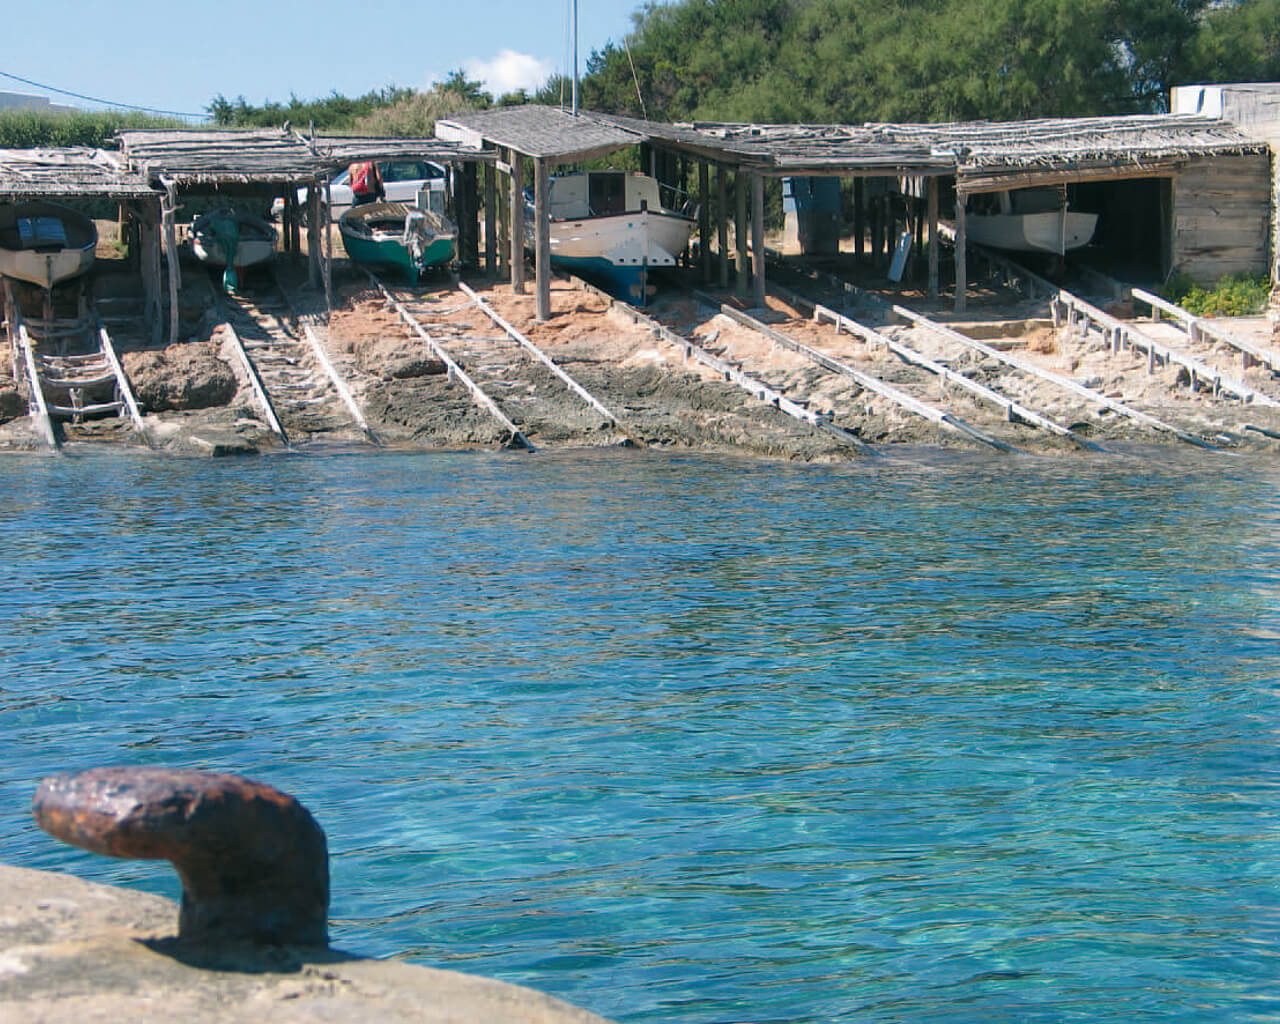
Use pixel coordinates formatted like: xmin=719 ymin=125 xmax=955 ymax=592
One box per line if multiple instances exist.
xmin=1161 ymin=272 xmax=1271 ymax=317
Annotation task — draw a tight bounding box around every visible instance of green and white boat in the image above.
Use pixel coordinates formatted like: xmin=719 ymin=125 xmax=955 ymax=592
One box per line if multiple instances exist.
xmin=338 ymin=202 xmax=456 ymax=282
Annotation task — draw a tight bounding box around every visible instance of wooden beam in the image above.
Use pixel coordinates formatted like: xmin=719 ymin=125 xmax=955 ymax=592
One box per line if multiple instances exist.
xmin=735 ymin=170 xmax=749 ymax=300
xmin=927 ymin=176 xmax=939 ymax=299
xmin=751 ymin=172 xmax=766 ymax=309
xmin=954 ymin=196 xmax=967 ymax=314
xmin=484 ymin=160 xmax=497 ymax=277
xmin=535 ymin=158 xmax=551 ymax=321
xmin=510 ymin=152 xmax=525 ymax=295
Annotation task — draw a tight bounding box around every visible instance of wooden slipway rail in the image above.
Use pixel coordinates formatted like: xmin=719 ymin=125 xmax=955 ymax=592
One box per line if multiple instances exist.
xmin=4 ymin=280 xmax=149 ymax=450
xmin=767 ymin=279 xmax=1102 ymax=452
xmin=567 ymin=275 xmax=876 ymax=455
xmin=273 ymin=271 xmax=379 ymax=445
xmin=453 ymin=277 xmax=625 ymax=430
xmin=774 ymin=257 xmax=1215 ymax=450
xmin=213 ymin=296 xmax=290 ymax=447
xmin=968 ymin=243 xmax=1279 ymax=410
xmin=1130 ymin=287 xmax=1280 ymax=377
xmin=367 ymin=271 xmax=533 ymax=451
xmin=690 ymin=288 xmax=1019 ymax=453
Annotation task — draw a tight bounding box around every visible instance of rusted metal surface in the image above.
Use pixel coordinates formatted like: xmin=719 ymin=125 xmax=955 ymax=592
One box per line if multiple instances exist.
xmin=33 ymin=767 xmax=329 ymax=947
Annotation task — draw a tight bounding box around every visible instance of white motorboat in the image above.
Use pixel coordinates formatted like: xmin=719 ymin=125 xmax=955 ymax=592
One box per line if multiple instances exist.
xmin=528 ymin=170 xmax=695 ymax=305
xmin=0 ymin=201 xmax=97 ymax=289
xmin=966 ymin=188 xmax=1098 ymax=255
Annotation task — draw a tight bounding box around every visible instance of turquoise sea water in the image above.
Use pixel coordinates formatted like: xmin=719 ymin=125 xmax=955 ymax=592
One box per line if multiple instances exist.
xmin=2 ymin=447 xmax=1280 ymax=1022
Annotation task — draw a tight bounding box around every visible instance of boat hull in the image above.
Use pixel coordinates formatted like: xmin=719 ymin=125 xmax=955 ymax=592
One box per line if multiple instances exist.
xmin=339 ymin=203 xmax=456 ymax=282
xmin=967 ymin=211 xmax=1098 ymax=254
xmin=0 ymin=201 xmax=97 ymax=289
xmin=541 ymin=209 xmax=695 ymax=305
xmin=190 ymin=209 xmax=278 ymax=269
xmin=0 ymin=247 xmax=95 ymax=289
xmin=191 ymin=236 xmax=276 ymax=268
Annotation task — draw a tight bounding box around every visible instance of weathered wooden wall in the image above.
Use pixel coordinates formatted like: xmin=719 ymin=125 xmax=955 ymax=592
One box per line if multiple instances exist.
xmin=1172 ymin=152 xmax=1271 ymax=282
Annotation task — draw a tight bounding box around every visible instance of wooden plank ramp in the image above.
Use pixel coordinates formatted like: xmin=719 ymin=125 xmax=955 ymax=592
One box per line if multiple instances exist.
xmin=568 ymin=275 xmax=876 ymax=456
xmin=767 ymin=279 xmax=1103 ymax=452
xmin=772 ymin=257 xmax=1214 ymax=450
xmin=366 ymin=271 xmax=533 ymax=451
xmin=4 ymin=287 xmax=58 ymax=451
xmin=690 ymin=288 xmax=1021 ymax=454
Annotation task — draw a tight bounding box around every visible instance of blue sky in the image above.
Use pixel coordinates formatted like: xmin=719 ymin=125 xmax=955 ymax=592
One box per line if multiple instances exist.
xmin=3 ymin=0 xmax=653 ymax=120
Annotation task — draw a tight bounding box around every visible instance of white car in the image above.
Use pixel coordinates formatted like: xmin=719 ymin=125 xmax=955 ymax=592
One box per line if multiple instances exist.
xmin=272 ymin=160 xmax=448 ymax=221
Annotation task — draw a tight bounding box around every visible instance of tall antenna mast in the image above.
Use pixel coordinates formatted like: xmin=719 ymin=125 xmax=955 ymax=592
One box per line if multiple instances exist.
xmin=571 ymin=0 xmax=579 ymax=115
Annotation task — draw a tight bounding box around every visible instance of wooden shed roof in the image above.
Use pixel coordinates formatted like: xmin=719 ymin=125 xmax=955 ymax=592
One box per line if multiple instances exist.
xmin=116 ymin=128 xmax=491 ymax=186
xmin=117 ymin=129 xmax=320 ymax=184
xmin=435 ymin=105 xmax=641 ymax=162
xmin=442 ymin=105 xmax=1264 ymax=183
xmin=0 ymin=148 xmax=154 ymax=200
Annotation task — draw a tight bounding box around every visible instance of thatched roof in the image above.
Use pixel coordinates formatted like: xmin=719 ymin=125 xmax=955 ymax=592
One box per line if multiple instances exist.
xmin=116 ymin=129 xmax=491 ymax=186
xmin=0 ymin=148 xmax=154 ymax=200
xmin=471 ymin=107 xmax=1265 ymax=184
xmin=436 ymin=106 xmax=641 ymax=162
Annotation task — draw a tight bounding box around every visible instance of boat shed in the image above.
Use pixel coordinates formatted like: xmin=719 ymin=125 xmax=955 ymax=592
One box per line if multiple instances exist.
xmin=0 ymin=147 xmax=162 ymax=331
xmin=436 ymin=106 xmax=645 ymax=319
xmin=441 ymin=105 xmax=1271 ymax=314
xmin=116 ymin=129 xmax=493 ymax=340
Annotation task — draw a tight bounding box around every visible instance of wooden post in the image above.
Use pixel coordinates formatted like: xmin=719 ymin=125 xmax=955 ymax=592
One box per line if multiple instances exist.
xmin=138 ymin=198 xmax=162 ymax=345
xmin=751 ymin=171 xmax=766 ymax=309
xmin=463 ymin=162 xmax=480 ymax=265
xmin=535 ymin=158 xmax=551 ymax=321
xmin=854 ymin=177 xmax=865 ymax=264
xmin=510 ymin=152 xmax=525 ymax=295
xmin=955 ymin=191 xmax=967 ymax=314
xmin=699 ymin=161 xmax=711 ymax=283
xmin=735 ymin=170 xmax=749 ymax=300
xmin=717 ymin=165 xmax=730 ymax=289
xmin=927 ymin=176 xmax=939 ymax=299
xmin=161 ymin=180 xmax=180 ymax=346
xmin=497 ymin=148 xmax=509 ymax=277
xmin=484 ymin=159 xmax=497 ymax=277
xmin=322 ymin=178 xmax=334 ymax=312
xmin=307 ymin=184 xmax=322 ymax=289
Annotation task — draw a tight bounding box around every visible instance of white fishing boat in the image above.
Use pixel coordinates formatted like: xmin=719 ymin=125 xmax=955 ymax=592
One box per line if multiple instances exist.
xmin=528 ymin=170 xmax=696 ymax=305
xmin=966 ymin=188 xmax=1098 ymax=255
xmin=0 ymin=201 xmax=97 ymax=289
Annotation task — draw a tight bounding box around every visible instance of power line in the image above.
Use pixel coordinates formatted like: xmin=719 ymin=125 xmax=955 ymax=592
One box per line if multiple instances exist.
xmin=0 ymin=69 xmax=207 ymax=120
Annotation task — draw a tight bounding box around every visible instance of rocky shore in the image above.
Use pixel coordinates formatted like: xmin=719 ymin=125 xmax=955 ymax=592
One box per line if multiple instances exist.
xmin=2 ymin=260 xmax=1277 ymax=459
xmin=0 ymin=863 xmax=612 ymax=1023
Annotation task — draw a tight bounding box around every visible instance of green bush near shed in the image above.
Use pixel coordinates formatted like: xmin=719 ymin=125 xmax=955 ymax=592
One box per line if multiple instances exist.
xmin=1162 ymin=272 xmax=1271 ymax=317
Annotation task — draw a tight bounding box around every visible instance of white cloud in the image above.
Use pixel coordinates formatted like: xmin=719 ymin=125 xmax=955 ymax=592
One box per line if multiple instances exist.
xmin=463 ymin=50 xmax=555 ymax=97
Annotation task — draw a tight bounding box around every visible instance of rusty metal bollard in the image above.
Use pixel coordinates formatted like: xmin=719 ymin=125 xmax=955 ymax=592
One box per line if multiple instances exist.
xmin=33 ymin=766 xmax=329 ymax=947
